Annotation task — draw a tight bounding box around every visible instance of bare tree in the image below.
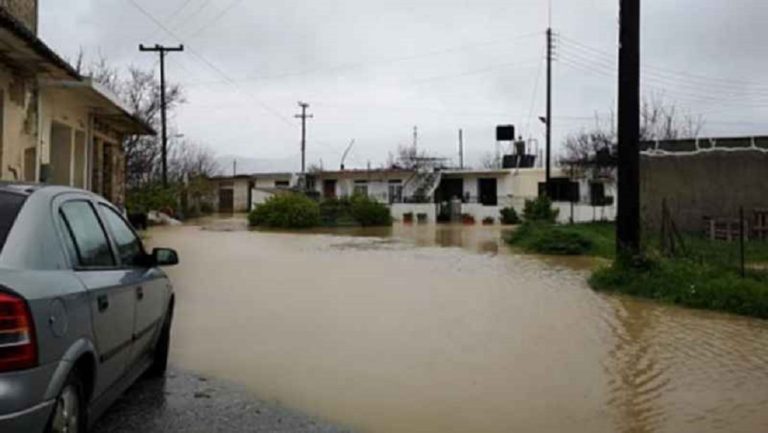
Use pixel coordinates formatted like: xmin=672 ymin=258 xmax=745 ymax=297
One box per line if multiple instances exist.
xmin=479 ymin=152 xmax=500 ymax=169
xmin=562 ymin=97 xmax=704 ymax=167
xmin=388 ymin=144 xmax=446 ymax=170
xmin=79 ymin=54 xmax=186 ymax=188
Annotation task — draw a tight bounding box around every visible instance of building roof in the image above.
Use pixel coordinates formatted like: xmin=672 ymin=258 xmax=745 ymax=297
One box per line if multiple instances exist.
xmin=0 ymin=7 xmax=79 ymax=80
xmin=41 ymin=78 xmax=156 ymax=135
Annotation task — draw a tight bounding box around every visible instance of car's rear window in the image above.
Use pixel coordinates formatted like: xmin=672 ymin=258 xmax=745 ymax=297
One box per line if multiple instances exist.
xmin=0 ymin=192 xmax=27 ymax=253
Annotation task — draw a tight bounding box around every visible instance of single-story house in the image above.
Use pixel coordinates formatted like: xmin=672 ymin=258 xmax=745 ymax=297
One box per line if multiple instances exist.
xmin=0 ymin=2 xmax=154 ymax=206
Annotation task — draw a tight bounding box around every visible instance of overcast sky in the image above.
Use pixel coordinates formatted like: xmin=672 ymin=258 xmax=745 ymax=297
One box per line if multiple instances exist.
xmin=39 ymin=0 xmax=768 ymax=173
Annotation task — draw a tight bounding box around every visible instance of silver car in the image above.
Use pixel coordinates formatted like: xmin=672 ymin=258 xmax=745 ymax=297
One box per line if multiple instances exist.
xmin=0 ymin=184 xmax=178 ymax=433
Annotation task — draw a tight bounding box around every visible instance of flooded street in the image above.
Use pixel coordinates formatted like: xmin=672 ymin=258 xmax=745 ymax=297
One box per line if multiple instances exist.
xmin=148 ymin=217 xmax=768 ymax=433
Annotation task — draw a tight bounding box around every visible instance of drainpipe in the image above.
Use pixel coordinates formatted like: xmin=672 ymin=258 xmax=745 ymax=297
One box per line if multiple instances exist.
xmin=36 ymin=86 xmax=43 ymax=183
xmin=86 ymin=113 xmax=95 ymax=191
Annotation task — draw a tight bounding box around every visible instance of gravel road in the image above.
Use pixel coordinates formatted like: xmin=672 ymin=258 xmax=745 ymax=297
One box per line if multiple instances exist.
xmin=92 ymin=369 xmax=355 ymax=433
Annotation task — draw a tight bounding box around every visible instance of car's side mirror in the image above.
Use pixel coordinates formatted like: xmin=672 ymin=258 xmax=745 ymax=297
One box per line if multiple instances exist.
xmin=152 ymin=248 xmax=179 ymax=267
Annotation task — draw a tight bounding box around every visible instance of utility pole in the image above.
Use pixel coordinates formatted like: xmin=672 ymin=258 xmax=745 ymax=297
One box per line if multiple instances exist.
xmin=295 ymin=102 xmax=313 ymax=174
xmin=617 ymin=0 xmax=641 ymax=256
xmin=413 ymin=126 xmax=419 ymax=149
xmin=139 ymin=44 xmax=184 ymax=188
xmin=458 ymin=129 xmax=465 ymax=169
xmin=545 ymin=28 xmax=554 ymax=193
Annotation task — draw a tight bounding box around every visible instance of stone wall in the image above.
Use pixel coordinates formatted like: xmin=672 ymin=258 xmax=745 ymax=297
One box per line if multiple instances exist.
xmin=0 ymin=0 xmax=37 ymax=33
xmin=640 ymin=150 xmax=768 ymax=232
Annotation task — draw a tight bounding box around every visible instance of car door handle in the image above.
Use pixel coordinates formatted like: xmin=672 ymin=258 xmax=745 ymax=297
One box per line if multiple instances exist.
xmin=136 ymin=286 xmax=144 ymax=301
xmin=97 ymin=295 xmax=109 ymax=312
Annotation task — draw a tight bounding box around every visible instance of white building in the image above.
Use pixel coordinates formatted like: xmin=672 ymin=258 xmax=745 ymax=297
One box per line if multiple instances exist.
xmin=208 ymin=165 xmax=616 ymax=224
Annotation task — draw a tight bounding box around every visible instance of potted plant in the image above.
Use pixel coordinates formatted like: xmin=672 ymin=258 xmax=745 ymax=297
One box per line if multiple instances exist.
xmin=417 ymin=213 xmax=428 ymax=224
xmin=482 ymin=216 xmax=495 ymax=225
xmin=462 ymin=213 xmax=476 ymax=225
xmin=403 ymin=212 xmax=414 ymax=224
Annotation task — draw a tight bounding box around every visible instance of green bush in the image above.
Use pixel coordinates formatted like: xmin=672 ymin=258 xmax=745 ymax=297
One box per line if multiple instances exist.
xmin=523 ymin=196 xmax=559 ymax=223
xmin=349 ymin=195 xmax=393 ymax=227
xmin=319 ymin=197 xmax=358 ymax=227
xmin=500 ymin=207 xmax=521 ymax=225
xmin=126 ymin=184 xmax=179 ymax=214
xmin=508 ymin=222 xmax=593 ymax=255
xmin=249 ymin=193 xmax=321 ymax=228
xmin=590 ymin=258 xmax=768 ymax=319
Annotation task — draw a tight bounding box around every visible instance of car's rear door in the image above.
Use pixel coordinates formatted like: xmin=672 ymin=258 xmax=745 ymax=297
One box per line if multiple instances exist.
xmin=97 ymin=202 xmax=169 ymax=368
xmin=57 ymin=198 xmax=137 ymax=399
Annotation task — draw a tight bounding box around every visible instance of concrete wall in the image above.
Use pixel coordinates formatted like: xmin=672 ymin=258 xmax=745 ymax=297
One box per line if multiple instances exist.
xmin=391 ymin=203 xmax=437 ymax=223
xmin=640 ymin=150 xmax=768 ymax=232
xmin=212 ymin=178 xmax=252 ymax=213
xmin=313 ymin=171 xmax=412 ymax=203
xmin=0 ymin=68 xmax=36 ymax=182
xmin=0 ymin=0 xmax=37 ymax=33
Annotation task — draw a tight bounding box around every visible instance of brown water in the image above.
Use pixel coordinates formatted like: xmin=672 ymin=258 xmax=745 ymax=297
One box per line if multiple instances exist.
xmin=149 ymin=217 xmax=768 ymax=433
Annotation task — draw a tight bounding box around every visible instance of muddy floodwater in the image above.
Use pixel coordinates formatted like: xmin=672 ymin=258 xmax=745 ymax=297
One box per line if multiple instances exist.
xmin=148 ymin=217 xmax=768 ymax=433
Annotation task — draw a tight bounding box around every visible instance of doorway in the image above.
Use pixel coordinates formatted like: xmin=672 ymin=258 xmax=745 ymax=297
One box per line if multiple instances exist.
xmin=323 ymin=179 xmax=337 ymax=199
xmin=478 ymin=178 xmax=498 ymax=206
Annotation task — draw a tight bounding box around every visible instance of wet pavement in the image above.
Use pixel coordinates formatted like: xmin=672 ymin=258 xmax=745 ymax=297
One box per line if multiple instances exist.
xmin=93 ymin=369 xmax=353 ymax=433
xmin=137 ymin=217 xmax=768 ymax=433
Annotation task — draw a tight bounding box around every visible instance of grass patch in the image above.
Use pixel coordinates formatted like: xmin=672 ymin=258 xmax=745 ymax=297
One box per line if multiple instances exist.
xmin=507 ymin=220 xmax=768 ymax=319
xmin=590 ymin=258 xmax=768 ymax=319
xmin=507 ymin=221 xmax=615 ymax=258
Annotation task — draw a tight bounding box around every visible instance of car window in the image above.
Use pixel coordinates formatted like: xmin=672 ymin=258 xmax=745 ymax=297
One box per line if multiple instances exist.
xmin=60 ymin=201 xmax=115 ymax=268
xmin=0 ymin=192 xmax=26 ymax=254
xmin=99 ymin=204 xmax=145 ymax=267
xmin=57 ymin=211 xmax=79 ymax=265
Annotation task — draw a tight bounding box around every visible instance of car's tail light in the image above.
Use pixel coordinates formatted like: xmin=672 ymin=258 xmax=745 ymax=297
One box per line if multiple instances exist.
xmin=0 ymin=291 xmax=37 ymax=372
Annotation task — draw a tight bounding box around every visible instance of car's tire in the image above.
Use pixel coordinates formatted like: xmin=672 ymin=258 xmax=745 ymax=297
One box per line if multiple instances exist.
xmin=146 ymin=303 xmax=173 ymax=377
xmin=46 ymin=370 xmax=87 ymax=433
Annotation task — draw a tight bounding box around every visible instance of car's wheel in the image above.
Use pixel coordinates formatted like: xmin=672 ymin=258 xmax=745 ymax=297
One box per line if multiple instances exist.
xmin=146 ymin=304 xmax=173 ymax=377
xmin=47 ymin=371 xmax=86 ymax=433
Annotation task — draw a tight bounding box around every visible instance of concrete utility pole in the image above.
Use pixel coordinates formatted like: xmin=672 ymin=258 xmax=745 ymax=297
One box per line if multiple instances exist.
xmin=458 ymin=129 xmax=464 ymax=169
xmin=545 ymin=28 xmax=554 ymax=193
xmin=139 ymin=44 xmax=184 ymax=188
xmin=295 ymin=102 xmax=313 ymax=174
xmin=617 ymin=0 xmax=641 ymax=256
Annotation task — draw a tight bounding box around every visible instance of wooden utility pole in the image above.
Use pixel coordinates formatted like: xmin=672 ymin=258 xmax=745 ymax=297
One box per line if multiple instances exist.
xmin=139 ymin=44 xmax=184 ymax=187
xmin=459 ymin=129 xmax=464 ymax=169
xmin=295 ymin=102 xmax=313 ymax=174
xmin=545 ymin=28 xmax=553 ymax=191
xmin=617 ymin=0 xmax=641 ymax=256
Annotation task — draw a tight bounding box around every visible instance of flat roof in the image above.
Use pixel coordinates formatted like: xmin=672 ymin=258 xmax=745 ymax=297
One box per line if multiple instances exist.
xmin=0 ymin=8 xmax=79 ymax=80
xmin=40 ymin=78 xmax=156 ymax=135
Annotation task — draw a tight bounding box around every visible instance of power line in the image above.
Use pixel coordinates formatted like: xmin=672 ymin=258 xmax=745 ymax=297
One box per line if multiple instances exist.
xmin=185 ymin=0 xmax=246 ymax=40
xmin=125 ymin=0 xmax=295 ymax=128
xmin=177 ymin=31 xmax=542 ymax=87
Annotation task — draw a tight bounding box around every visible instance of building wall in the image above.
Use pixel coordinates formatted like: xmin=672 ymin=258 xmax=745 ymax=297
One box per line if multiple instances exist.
xmin=313 ymin=171 xmax=412 ymax=203
xmin=0 ymin=67 xmax=37 ymax=182
xmin=211 ymin=178 xmax=252 ymax=213
xmin=0 ymin=0 xmax=37 ymax=33
xmin=640 ymin=150 xmax=768 ymax=231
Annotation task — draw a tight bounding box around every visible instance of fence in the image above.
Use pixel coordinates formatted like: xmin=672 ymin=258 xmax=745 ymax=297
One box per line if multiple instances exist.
xmin=659 ymin=200 xmax=768 ymax=278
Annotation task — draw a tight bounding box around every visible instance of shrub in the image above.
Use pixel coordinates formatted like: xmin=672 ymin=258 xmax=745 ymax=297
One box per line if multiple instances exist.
xmin=319 ymin=197 xmax=357 ymax=227
xmin=500 ymin=207 xmax=521 ymax=225
xmin=483 ymin=217 xmax=495 ymax=225
xmin=523 ymin=196 xmax=559 ymax=223
xmin=249 ymin=193 xmax=321 ymax=228
xmin=349 ymin=195 xmax=393 ymax=227
xmin=508 ymin=222 xmax=594 ymax=255
xmin=126 ymin=184 xmax=179 ymax=215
